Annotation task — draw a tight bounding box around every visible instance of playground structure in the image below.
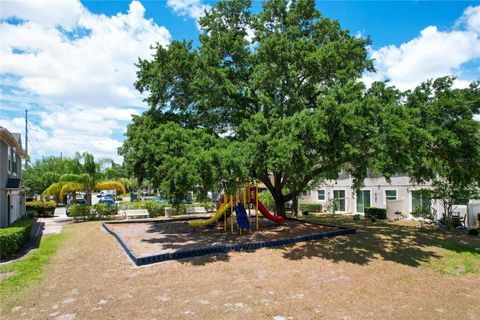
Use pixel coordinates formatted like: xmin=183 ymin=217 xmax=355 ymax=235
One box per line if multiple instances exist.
xmin=188 ymin=182 xmax=284 ymax=233
xmin=103 ymin=182 xmax=356 ymax=266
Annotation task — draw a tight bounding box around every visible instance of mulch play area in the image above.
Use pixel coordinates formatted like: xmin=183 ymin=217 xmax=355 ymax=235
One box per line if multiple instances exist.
xmin=104 ymin=218 xmax=355 ymax=265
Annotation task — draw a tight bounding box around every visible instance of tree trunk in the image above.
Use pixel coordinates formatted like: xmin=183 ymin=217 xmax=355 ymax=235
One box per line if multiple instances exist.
xmin=273 ymin=194 xmax=286 ymax=217
xmin=86 ymin=192 xmax=92 ymax=206
xmin=260 ymin=175 xmax=289 ymax=217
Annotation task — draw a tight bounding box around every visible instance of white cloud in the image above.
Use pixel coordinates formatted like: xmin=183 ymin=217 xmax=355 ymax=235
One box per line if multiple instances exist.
xmin=365 ymin=5 xmax=480 ymax=91
xmin=0 ymin=108 xmax=131 ymax=163
xmin=459 ymin=5 xmax=480 ymax=32
xmin=167 ymin=0 xmax=210 ymax=20
xmin=0 ymin=1 xmax=171 ymax=162
xmin=0 ymin=0 xmax=84 ymax=29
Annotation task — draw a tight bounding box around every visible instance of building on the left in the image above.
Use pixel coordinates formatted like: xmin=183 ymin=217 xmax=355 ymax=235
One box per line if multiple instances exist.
xmin=0 ymin=126 xmax=28 ymax=227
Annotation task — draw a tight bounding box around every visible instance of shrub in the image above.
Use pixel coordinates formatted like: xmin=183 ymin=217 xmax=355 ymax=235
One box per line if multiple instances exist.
xmin=204 ymin=202 xmax=216 ymax=212
xmin=353 ymin=214 xmax=361 ymax=221
xmin=144 ymin=202 xmax=165 ymax=217
xmin=468 ymin=229 xmax=479 ymax=236
xmin=26 ymin=201 xmax=56 ymax=217
xmin=299 ymin=203 xmax=323 ymax=213
xmin=370 ymin=216 xmax=377 ymax=223
xmin=364 ymin=207 xmax=387 ymax=219
xmin=0 ymin=218 xmax=32 ymax=258
xmin=69 ymin=204 xmax=91 ymax=221
xmin=117 ymin=201 xmax=216 ymax=217
xmin=258 ymin=191 xmax=275 ymax=211
xmin=93 ymin=203 xmax=118 ymax=218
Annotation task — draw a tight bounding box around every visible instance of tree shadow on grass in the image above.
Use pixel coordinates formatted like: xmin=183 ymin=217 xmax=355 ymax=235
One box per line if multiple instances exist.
xmin=276 ymin=217 xmax=465 ymax=268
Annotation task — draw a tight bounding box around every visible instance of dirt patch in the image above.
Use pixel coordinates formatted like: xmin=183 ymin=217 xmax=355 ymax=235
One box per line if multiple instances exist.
xmin=107 ymin=219 xmax=338 ymax=257
xmin=1 ymin=220 xmax=479 ymax=320
xmin=0 ymin=272 xmax=16 ymax=282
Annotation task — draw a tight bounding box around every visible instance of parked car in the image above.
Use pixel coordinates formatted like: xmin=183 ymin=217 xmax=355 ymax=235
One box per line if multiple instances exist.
xmin=103 ymin=194 xmax=114 ymax=200
xmin=98 ymin=198 xmax=115 ymax=206
xmin=96 ymin=190 xmax=114 ymax=198
xmin=68 ymin=198 xmax=87 ymax=206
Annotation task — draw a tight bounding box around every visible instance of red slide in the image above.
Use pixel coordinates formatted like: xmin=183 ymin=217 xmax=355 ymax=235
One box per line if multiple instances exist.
xmin=256 ymin=200 xmax=284 ymax=224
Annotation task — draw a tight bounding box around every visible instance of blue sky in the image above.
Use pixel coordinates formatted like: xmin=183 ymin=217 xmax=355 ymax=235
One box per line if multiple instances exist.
xmin=1 ymin=0 xmax=479 ymax=162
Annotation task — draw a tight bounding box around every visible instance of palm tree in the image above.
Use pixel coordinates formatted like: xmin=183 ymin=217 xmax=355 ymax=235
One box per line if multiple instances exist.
xmin=42 ymin=152 xmax=126 ymax=205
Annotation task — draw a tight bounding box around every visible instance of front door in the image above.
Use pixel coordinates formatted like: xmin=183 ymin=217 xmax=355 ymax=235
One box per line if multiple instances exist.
xmin=356 ymin=190 xmax=371 ymax=213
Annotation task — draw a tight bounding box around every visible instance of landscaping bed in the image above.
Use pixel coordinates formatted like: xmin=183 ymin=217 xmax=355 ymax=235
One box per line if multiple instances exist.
xmin=0 ymin=218 xmax=32 ymax=259
xmin=104 ymin=218 xmax=355 ymax=265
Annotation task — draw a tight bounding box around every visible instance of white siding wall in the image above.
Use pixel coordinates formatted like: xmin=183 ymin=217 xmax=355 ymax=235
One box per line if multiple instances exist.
xmin=301 ymin=175 xmax=430 ymax=214
xmin=298 ymin=175 xmax=480 ymax=227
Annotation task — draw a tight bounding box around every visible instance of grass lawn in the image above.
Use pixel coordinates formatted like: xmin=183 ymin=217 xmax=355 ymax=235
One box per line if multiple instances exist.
xmin=1 ymin=216 xmax=479 ymax=319
xmin=0 ymin=232 xmax=70 ymax=307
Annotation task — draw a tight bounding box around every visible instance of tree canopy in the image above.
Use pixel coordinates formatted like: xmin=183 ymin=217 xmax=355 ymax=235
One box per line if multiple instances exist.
xmin=120 ymin=0 xmax=480 ymax=214
xmin=403 ymin=78 xmax=480 ymax=219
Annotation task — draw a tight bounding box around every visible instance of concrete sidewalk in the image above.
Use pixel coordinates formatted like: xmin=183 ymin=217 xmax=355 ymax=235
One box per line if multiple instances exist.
xmin=31 ymin=207 xmax=71 ymax=237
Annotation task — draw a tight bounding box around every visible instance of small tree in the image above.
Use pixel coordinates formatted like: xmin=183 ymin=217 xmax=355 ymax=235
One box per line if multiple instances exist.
xmin=326 ymin=198 xmax=336 ymax=224
xmin=411 ymin=201 xmax=433 ymax=229
xmin=430 ymin=180 xmax=478 ymax=230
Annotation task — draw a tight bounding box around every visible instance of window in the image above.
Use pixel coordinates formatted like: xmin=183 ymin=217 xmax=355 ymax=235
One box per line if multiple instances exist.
xmin=333 ymin=190 xmax=346 ymax=211
xmin=356 ymin=190 xmax=371 ymax=213
xmin=412 ymin=190 xmax=431 ymax=212
xmin=7 ymin=147 xmax=12 ymax=173
xmin=385 ymin=190 xmax=397 ymax=201
xmin=317 ymin=190 xmax=325 ymax=200
xmin=12 ymin=147 xmax=17 ymax=175
xmin=301 ymin=190 xmax=311 ymax=197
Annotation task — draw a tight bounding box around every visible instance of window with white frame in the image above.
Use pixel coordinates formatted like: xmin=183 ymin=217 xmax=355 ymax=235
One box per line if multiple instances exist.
xmin=317 ymin=189 xmax=325 ymax=200
xmin=385 ymin=190 xmax=397 ymax=201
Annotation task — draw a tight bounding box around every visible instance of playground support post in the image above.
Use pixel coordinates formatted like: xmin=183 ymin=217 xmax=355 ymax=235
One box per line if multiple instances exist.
xmin=247 ymin=183 xmax=252 ymax=231
xmin=255 ymin=181 xmax=259 ymax=231
xmin=230 ymin=194 xmax=234 ymax=234
xmin=223 ymin=193 xmax=227 ymax=231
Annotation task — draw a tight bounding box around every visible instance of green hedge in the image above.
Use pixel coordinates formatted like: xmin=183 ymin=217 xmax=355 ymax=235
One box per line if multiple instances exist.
xmin=69 ymin=204 xmax=91 ymax=221
xmin=118 ymin=201 xmax=216 ymax=217
xmin=0 ymin=218 xmax=32 ymax=258
xmin=364 ymin=207 xmax=387 ymax=219
xmin=299 ymin=203 xmax=323 ymax=214
xmin=26 ymin=201 xmax=56 ymax=217
xmin=93 ymin=203 xmax=118 ymax=218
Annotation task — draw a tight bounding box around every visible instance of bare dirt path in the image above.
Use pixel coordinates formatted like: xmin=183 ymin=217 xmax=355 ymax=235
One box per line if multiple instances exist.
xmin=3 ymin=220 xmax=480 ymax=320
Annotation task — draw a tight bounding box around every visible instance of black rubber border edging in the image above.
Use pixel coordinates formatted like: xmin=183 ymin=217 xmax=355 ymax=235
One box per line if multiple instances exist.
xmin=102 ymin=217 xmax=356 ymax=266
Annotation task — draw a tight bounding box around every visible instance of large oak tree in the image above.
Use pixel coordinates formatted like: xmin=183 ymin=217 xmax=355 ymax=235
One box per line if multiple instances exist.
xmin=120 ymin=0 xmax=479 ymax=215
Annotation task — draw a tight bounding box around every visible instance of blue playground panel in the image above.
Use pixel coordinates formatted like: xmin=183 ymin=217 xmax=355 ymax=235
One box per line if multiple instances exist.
xmin=234 ymin=204 xmax=250 ymax=229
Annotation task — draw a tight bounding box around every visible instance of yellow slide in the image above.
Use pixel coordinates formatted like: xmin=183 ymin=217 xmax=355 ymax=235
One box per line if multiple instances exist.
xmin=188 ymin=201 xmax=233 ymax=227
